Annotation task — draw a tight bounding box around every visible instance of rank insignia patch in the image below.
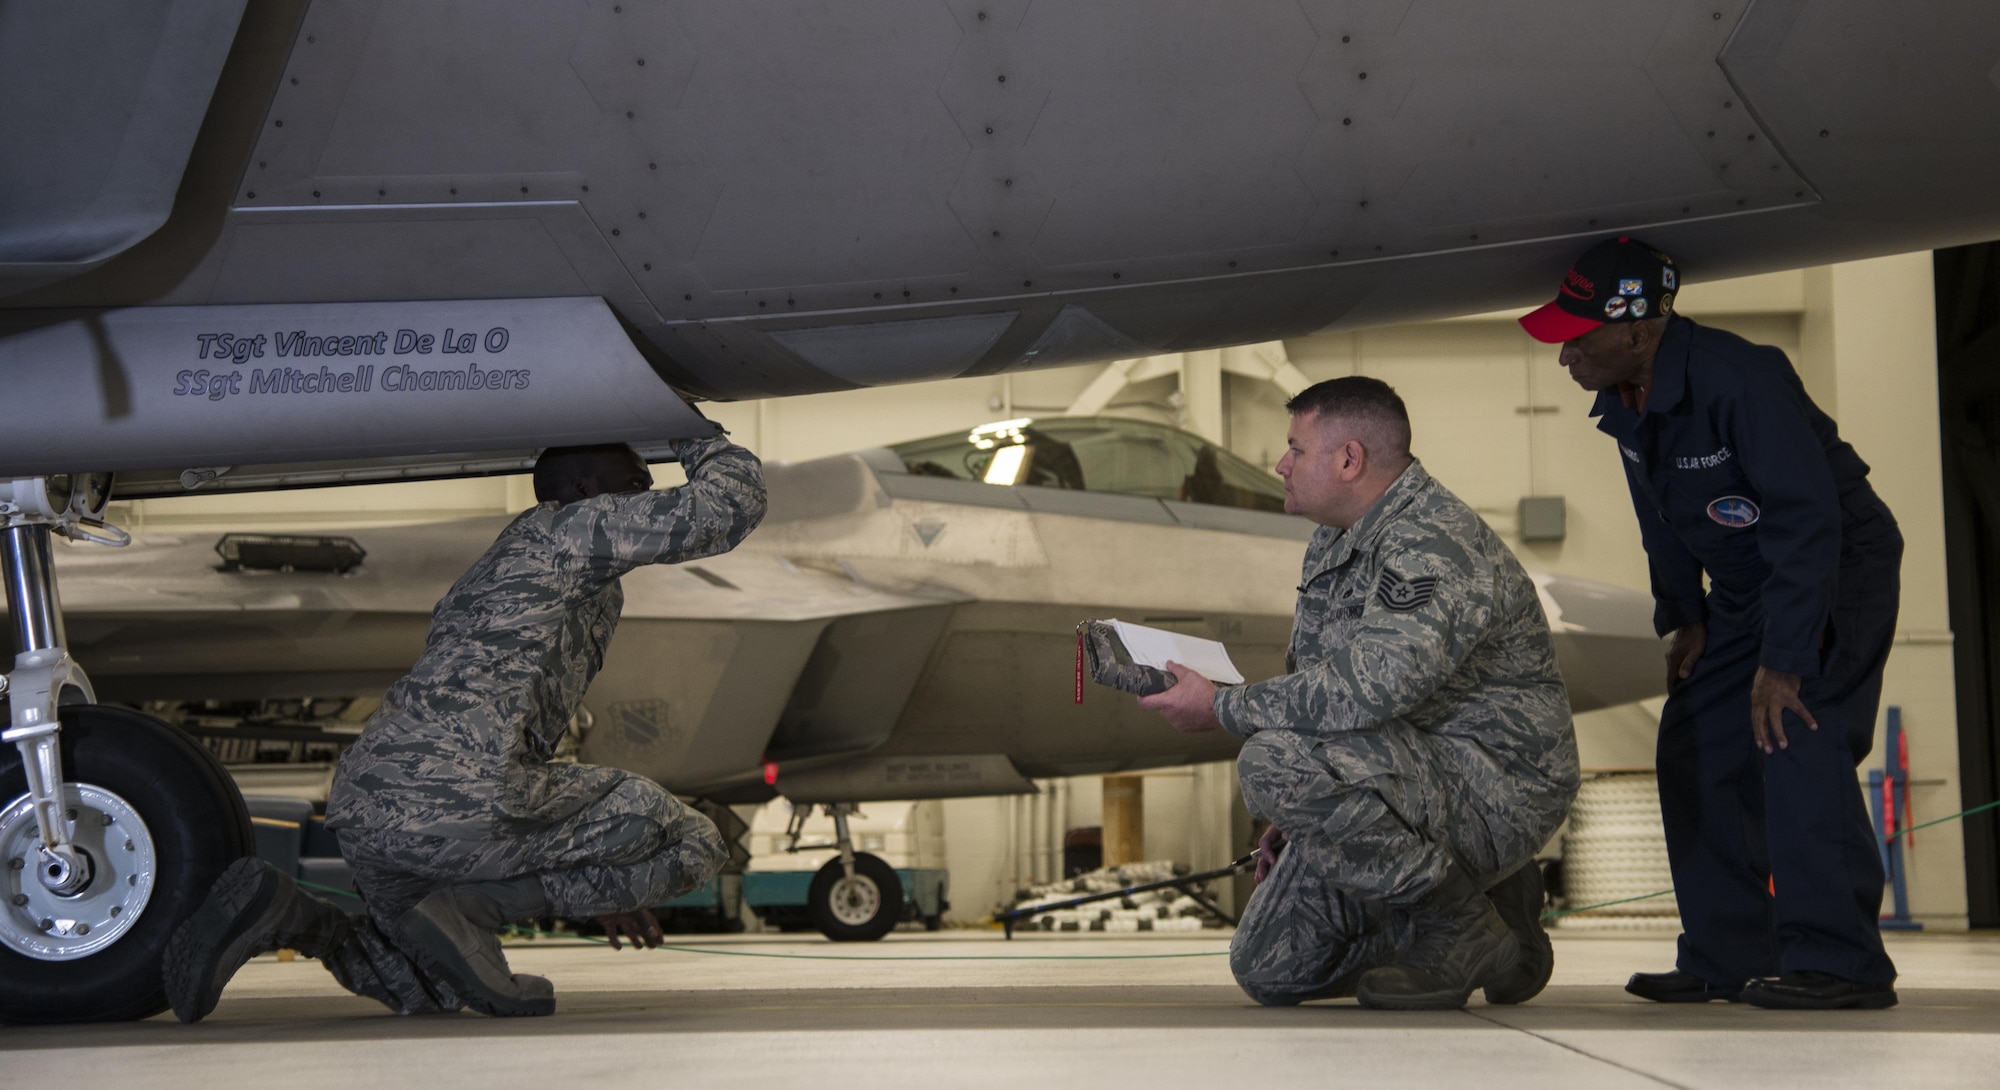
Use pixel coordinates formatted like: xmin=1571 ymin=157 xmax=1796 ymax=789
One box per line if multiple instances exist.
xmin=1374 ymin=568 xmax=1440 ymax=613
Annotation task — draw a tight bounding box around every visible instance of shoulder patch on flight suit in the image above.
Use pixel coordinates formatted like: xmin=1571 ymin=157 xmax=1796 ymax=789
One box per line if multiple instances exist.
xmin=1374 ymin=568 xmax=1440 ymax=612
xmin=1707 ymin=496 xmax=1760 ymax=527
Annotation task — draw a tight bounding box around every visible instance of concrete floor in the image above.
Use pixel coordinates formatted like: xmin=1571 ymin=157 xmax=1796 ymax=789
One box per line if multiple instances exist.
xmin=8 ymin=930 xmax=2000 ymax=1088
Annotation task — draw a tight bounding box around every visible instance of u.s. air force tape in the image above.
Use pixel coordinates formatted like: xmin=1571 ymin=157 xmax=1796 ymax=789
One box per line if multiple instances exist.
xmin=1374 ymin=568 xmax=1439 ymax=613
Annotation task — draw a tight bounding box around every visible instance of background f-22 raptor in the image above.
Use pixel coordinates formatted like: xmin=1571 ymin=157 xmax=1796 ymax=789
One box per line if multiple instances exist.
xmin=43 ymin=416 xmax=1665 ymax=805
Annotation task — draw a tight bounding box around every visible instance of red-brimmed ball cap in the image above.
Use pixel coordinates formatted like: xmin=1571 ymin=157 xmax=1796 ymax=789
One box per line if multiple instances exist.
xmin=1519 ymin=301 xmax=1605 ymax=344
xmin=1519 ymin=237 xmax=1679 ymax=344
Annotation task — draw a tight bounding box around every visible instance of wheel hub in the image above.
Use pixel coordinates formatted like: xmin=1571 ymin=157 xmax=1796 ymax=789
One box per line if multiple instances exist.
xmin=0 ymin=785 xmax=155 ymax=961
xmin=36 ymin=842 xmax=91 ymax=894
xmin=827 ymin=873 xmax=882 ymax=927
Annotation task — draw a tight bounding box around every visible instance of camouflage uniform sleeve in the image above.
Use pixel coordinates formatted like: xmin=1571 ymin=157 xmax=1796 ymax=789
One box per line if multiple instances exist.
xmin=1212 ymin=546 xmax=1494 ymax=739
xmin=561 ymin=435 xmax=768 ymax=577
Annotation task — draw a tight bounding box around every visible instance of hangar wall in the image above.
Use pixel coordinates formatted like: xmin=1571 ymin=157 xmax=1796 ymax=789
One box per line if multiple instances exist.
xmin=1805 ymin=254 xmax=1963 ymax=929
xmin=113 ymin=253 xmax=1964 ymax=927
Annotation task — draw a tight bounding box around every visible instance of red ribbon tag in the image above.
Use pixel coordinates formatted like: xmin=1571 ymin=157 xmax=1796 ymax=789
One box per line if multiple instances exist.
xmin=1075 ymin=631 xmax=1085 ymax=704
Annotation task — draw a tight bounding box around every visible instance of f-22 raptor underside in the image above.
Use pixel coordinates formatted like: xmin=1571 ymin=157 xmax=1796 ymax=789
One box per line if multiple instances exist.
xmin=3 ymin=1 xmax=2000 ymax=487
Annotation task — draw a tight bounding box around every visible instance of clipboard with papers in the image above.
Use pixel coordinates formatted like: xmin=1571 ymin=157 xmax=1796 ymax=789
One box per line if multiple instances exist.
xmin=1075 ymin=618 xmax=1244 ymax=698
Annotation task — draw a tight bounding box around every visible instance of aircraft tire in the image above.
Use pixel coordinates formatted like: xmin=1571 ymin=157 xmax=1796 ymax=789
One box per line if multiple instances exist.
xmin=0 ymin=705 xmax=253 ymax=1023
xmin=807 ymin=852 xmax=904 ymax=943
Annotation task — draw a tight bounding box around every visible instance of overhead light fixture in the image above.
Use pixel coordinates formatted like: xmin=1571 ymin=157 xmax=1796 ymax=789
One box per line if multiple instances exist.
xmin=968 ymin=418 xmax=1033 ymax=451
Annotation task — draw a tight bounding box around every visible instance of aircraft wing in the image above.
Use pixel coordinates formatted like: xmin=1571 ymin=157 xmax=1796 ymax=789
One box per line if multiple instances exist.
xmin=41 ymin=506 xmax=955 ymax=795
xmin=15 ymin=421 xmax=1667 ymax=803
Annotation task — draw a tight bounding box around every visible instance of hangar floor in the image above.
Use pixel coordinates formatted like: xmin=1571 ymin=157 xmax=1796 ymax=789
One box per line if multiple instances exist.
xmin=9 ymin=931 xmax=1999 ymax=1088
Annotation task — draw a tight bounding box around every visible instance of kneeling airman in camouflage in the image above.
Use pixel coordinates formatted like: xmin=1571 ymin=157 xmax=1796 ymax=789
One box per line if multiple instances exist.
xmin=1141 ymin=377 xmax=1576 ymax=1010
xmin=163 ymin=431 xmax=766 ymax=1020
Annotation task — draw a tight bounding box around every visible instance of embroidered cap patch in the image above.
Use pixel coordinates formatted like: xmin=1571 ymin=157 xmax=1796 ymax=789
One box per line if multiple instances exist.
xmin=1375 ymin=568 xmax=1440 ymax=612
xmin=1707 ymin=495 xmax=1760 ymax=528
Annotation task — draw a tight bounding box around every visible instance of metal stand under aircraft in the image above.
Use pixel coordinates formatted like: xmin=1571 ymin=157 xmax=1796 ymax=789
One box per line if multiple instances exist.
xmin=0 ymin=476 xmax=251 ymax=1024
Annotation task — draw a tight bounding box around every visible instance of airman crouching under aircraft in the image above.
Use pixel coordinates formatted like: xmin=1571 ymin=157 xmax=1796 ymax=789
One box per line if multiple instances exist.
xmin=1140 ymin=377 xmax=1578 ymax=1010
xmin=161 ymin=431 xmax=767 ymax=1020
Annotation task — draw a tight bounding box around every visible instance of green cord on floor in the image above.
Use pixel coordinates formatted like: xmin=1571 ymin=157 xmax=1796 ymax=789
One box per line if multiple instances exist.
xmin=290 ymin=876 xmax=1240 ymax=960
xmin=288 ymin=797 xmax=2000 ymax=952
xmin=1538 ymin=797 xmax=2000 ymax=921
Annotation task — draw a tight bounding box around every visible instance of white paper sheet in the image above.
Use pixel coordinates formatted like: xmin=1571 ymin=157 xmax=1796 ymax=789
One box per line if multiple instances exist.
xmin=1107 ymin=619 xmax=1245 ymax=684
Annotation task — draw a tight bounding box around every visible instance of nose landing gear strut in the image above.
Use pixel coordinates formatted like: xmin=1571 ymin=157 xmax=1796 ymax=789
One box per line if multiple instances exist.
xmin=782 ymin=802 xmax=907 ymax=942
xmin=0 ymin=476 xmax=252 ymax=1024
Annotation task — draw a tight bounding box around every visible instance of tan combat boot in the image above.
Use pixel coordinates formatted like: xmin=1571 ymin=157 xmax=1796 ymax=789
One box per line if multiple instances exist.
xmin=1480 ymin=861 xmax=1554 ymax=1005
xmin=164 ymin=858 xmax=355 ymax=1023
xmin=1355 ymin=865 xmax=1519 ymax=1010
xmin=395 ymin=878 xmax=556 ymax=1017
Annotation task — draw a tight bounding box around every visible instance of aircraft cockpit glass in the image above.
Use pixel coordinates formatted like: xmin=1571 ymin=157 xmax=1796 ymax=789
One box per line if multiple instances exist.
xmin=891 ymin=416 xmax=1285 ymax=513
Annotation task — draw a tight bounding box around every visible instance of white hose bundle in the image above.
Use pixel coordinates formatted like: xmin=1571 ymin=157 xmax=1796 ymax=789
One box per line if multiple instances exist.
xmin=1558 ymin=772 xmax=1680 ymax=929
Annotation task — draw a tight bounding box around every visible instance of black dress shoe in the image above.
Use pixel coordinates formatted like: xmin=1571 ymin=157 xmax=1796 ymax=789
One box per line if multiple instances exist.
xmin=1625 ymin=968 xmax=1744 ymax=1003
xmin=1741 ymin=970 xmax=1898 ymax=1010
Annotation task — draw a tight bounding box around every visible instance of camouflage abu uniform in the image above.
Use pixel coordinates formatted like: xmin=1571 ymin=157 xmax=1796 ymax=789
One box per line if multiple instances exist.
xmin=1216 ymin=460 xmax=1577 ymax=1006
xmin=307 ymin=434 xmax=765 ymax=1013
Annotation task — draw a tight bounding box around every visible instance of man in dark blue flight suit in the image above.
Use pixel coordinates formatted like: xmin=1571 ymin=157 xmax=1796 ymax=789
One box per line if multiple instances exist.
xmin=1520 ymin=238 xmax=1902 ymax=1009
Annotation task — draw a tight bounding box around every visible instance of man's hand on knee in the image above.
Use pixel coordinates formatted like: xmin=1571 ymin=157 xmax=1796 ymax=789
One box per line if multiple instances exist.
xmin=1137 ymin=662 xmax=1222 ymax=733
xmin=1254 ymin=825 xmax=1287 ymax=885
xmin=596 ymin=908 xmax=664 ymax=950
xmin=1750 ymin=666 xmax=1815 ymax=754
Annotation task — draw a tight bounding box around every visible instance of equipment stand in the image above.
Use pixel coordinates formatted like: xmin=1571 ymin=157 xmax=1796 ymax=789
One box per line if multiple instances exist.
xmin=1869 ymin=705 xmax=1922 ymax=931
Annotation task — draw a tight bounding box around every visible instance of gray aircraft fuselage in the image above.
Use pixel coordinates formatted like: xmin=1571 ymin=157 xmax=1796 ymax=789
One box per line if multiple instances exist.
xmin=2 ymin=1 xmax=1998 ymax=489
